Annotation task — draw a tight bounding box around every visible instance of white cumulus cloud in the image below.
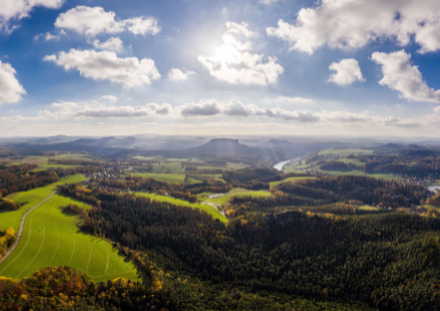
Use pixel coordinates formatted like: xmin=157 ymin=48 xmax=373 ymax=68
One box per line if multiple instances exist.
xmin=92 ymin=37 xmax=123 ymax=52
xmin=54 ymin=6 xmax=160 ymax=36
xmin=273 ymin=96 xmax=314 ymax=104
xmin=168 ymin=68 xmax=196 ymax=81
xmin=0 ymin=0 xmax=63 ymax=33
xmin=371 ymin=50 xmax=440 ymax=103
xmin=34 ymin=32 xmax=61 ymax=42
xmin=198 ymin=22 xmax=284 ymax=85
xmin=43 ymin=49 xmax=161 ymax=89
xmin=328 ymin=59 xmax=365 ymax=85
xmin=101 ymin=95 xmax=117 ymax=102
xmin=75 ymin=103 xmax=172 ymax=118
xmin=179 ymin=100 xmax=222 ymax=116
xmin=51 ymin=101 xmax=78 ymax=109
xmin=266 ymin=0 xmax=440 ymax=54
xmin=0 ymin=61 xmax=26 ymax=105
xmin=179 ymin=99 xmax=319 ymax=122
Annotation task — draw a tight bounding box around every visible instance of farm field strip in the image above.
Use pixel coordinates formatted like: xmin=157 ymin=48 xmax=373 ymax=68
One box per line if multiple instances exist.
xmin=318 ymin=148 xmax=374 ymax=156
xmin=131 ymin=172 xmax=201 ymax=185
xmin=208 ymin=189 xmax=272 ymax=206
xmin=269 ymin=176 xmax=317 ymax=187
xmin=15 ymin=153 xmax=101 ymax=171
xmin=0 ymin=186 xmax=139 ymax=282
xmin=425 ymin=204 xmax=440 ymax=211
xmin=136 ymin=192 xmax=228 ymax=223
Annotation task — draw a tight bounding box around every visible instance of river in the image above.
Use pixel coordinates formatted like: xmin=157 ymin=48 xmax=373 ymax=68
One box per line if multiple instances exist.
xmin=428 ymin=186 xmax=440 ymax=193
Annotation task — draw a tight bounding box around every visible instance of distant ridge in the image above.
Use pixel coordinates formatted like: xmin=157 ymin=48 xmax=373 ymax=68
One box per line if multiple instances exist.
xmin=184 ymin=138 xmax=256 ymax=156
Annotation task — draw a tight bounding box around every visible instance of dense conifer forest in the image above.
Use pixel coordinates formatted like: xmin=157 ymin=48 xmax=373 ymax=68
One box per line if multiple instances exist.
xmin=1 ymin=153 xmax=440 ymax=310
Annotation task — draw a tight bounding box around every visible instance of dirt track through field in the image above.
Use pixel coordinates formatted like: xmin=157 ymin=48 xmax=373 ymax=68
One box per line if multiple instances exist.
xmin=0 ymin=191 xmax=55 ymax=268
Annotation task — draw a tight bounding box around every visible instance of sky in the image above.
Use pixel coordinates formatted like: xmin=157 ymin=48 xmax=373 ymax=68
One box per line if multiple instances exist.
xmin=1 ymin=0 xmax=440 ymax=137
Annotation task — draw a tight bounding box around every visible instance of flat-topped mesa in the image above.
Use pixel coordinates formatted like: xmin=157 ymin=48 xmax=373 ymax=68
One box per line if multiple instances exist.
xmin=184 ymin=138 xmax=255 ymax=156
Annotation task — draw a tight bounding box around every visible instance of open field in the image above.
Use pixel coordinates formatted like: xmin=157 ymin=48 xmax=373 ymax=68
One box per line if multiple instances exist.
xmin=0 ymin=193 xmax=139 ymax=282
xmin=1 ymin=175 xmax=87 ymax=232
xmin=188 ymin=173 xmax=225 ymax=183
xmin=318 ymin=149 xmax=374 ymax=156
xmin=133 ymin=156 xmax=162 ymax=161
xmin=225 ymin=162 xmax=248 ymax=169
xmin=7 ymin=153 xmax=102 ymax=170
xmin=131 ymin=172 xmax=201 ymax=185
xmin=323 ymin=170 xmax=404 ymax=180
xmin=283 ymin=160 xmax=404 ymax=181
xmin=208 ymin=188 xmax=272 ymax=206
xmin=149 ymin=162 xmax=185 ymax=174
xmin=368 ymin=173 xmax=404 ymax=181
xmin=269 ymin=176 xmax=317 ymax=187
xmin=283 ymin=163 xmax=305 ymax=174
xmin=424 ymin=204 xmax=440 ymax=211
xmin=136 ymin=192 xmax=228 ymax=223
xmin=356 ymin=205 xmax=379 ymax=211
xmin=321 ymin=169 xmax=366 ymax=176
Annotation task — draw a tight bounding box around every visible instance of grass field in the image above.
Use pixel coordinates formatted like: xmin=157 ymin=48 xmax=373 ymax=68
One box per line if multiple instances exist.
xmin=208 ymin=188 xmax=272 ymax=206
xmin=225 ymin=162 xmax=248 ymax=169
xmin=284 ymin=162 xmax=404 ymax=181
xmin=0 ymin=175 xmax=88 ymax=232
xmin=0 ymin=176 xmax=139 ymax=282
xmin=8 ymin=153 xmax=101 ymax=170
xmin=133 ymin=156 xmax=162 ymax=161
xmin=425 ymin=204 xmax=440 ymax=211
xmin=131 ymin=172 xmax=201 ymax=185
xmin=323 ymin=170 xmax=404 ymax=180
xmin=356 ymin=205 xmax=379 ymax=211
xmin=136 ymin=192 xmax=228 ymax=223
xmin=368 ymin=173 xmax=404 ymax=181
xmin=0 ymin=193 xmax=139 ymax=282
xmin=269 ymin=176 xmax=317 ymax=187
xmin=283 ymin=164 xmax=305 ymax=174
xmin=318 ymin=149 xmax=374 ymax=156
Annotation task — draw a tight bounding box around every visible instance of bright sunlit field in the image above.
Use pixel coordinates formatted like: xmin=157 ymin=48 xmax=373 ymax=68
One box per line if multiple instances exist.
xmin=0 ymin=186 xmax=139 ymax=282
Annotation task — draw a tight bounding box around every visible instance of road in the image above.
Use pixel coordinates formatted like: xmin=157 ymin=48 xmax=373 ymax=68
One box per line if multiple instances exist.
xmin=0 ymin=190 xmax=55 ymax=265
xmin=203 ymin=193 xmax=227 ymax=217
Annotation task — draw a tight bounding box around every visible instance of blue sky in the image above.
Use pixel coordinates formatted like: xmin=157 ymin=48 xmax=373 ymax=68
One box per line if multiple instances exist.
xmin=1 ymin=0 xmax=440 ymax=137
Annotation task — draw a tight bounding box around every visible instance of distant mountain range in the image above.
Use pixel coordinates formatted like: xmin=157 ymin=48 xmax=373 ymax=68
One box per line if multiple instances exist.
xmin=6 ymin=135 xmax=437 ymax=162
xmin=183 ymin=138 xmax=256 ymax=156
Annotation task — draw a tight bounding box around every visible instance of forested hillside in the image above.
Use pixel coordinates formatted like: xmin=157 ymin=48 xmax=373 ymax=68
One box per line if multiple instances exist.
xmin=50 ymin=182 xmax=440 ymax=310
xmin=1 ymin=157 xmax=439 ymax=310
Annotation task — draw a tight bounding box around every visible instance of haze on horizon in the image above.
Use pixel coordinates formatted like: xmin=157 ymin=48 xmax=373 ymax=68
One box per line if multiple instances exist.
xmin=1 ymin=0 xmax=440 ymax=137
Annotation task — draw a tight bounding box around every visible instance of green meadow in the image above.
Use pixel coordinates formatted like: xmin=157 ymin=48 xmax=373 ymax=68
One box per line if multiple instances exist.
xmin=269 ymin=176 xmax=317 ymax=187
xmin=136 ymin=192 xmax=228 ymax=223
xmin=208 ymin=188 xmax=272 ymax=206
xmin=131 ymin=172 xmax=201 ymax=185
xmin=1 ymin=175 xmax=87 ymax=231
xmin=356 ymin=205 xmax=379 ymax=211
xmin=0 ymin=175 xmax=139 ymax=282
xmin=283 ymin=164 xmax=306 ymax=174
xmin=424 ymin=204 xmax=440 ymax=212
xmin=8 ymin=153 xmax=102 ymax=170
xmin=318 ymin=148 xmax=374 ymax=156
xmin=321 ymin=169 xmax=404 ymax=181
